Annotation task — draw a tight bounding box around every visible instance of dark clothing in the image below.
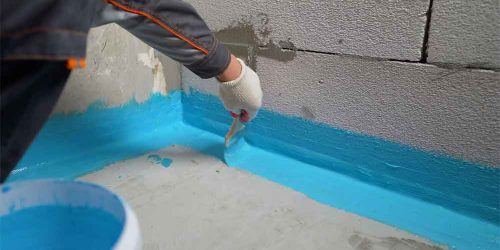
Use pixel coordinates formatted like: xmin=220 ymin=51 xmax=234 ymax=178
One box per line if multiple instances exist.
xmin=1 ymin=61 xmax=71 ymax=182
xmin=0 ymin=0 xmax=230 ymax=182
xmin=1 ymin=0 xmax=230 ymax=78
xmin=1 ymin=1 xmax=100 ymax=60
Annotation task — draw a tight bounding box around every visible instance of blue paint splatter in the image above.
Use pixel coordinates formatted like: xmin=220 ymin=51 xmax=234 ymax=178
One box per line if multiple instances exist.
xmin=161 ymin=158 xmax=172 ymax=168
xmin=2 ymin=185 xmax=10 ymax=193
xmin=147 ymin=154 xmax=172 ymax=168
xmin=6 ymin=90 xmax=499 ymax=249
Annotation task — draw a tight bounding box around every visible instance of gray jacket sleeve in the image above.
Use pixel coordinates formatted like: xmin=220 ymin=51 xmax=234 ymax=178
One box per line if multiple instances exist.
xmin=94 ymin=0 xmax=230 ymax=79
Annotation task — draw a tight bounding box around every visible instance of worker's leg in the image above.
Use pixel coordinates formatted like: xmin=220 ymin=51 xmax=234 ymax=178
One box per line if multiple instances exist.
xmin=1 ymin=60 xmax=71 ymax=183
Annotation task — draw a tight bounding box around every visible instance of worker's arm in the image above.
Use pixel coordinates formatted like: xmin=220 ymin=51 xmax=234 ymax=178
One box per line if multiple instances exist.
xmin=95 ymin=0 xmax=229 ymax=79
xmin=94 ymin=0 xmax=262 ymax=121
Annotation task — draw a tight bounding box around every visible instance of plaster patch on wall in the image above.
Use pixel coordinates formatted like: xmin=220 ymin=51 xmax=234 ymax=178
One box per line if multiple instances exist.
xmin=138 ymin=48 xmax=167 ymax=95
xmin=214 ymin=15 xmax=297 ymax=70
xmin=258 ymin=39 xmax=297 ymax=63
xmin=182 ymin=15 xmax=298 ymax=97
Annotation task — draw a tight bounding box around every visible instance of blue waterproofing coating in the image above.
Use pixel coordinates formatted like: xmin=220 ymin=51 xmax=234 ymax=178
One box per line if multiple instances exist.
xmin=7 ymin=91 xmax=500 ymax=249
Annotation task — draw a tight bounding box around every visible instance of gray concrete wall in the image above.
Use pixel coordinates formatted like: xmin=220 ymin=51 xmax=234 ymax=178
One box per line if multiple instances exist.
xmin=185 ymin=0 xmax=429 ymax=61
xmin=55 ymin=24 xmax=181 ymax=113
xmin=427 ymin=0 xmax=500 ymax=69
xmin=182 ymin=0 xmax=500 ymax=166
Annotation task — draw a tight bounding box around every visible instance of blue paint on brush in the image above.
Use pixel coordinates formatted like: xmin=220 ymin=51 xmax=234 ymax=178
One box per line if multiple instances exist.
xmin=1 ymin=205 xmax=122 ymax=250
xmin=6 ymin=90 xmax=499 ymax=249
xmin=147 ymin=154 xmax=172 ymax=168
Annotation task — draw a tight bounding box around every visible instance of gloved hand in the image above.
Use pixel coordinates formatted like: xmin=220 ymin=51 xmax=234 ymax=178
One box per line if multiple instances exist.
xmin=218 ymin=58 xmax=263 ymax=122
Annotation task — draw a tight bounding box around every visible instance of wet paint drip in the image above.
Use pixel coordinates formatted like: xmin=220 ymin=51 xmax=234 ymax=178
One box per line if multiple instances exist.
xmin=8 ymin=90 xmax=500 ymax=249
xmin=147 ymin=154 xmax=172 ymax=168
xmin=0 ymin=205 xmax=122 ymax=250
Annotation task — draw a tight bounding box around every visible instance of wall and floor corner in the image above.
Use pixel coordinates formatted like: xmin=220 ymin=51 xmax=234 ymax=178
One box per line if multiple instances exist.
xmin=181 ymin=0 xmax=500 ymax=167
xmin=6 ymin=0 xmax=499 ymax=249
xmin=54 ymin=1 xmax=500 ymax=168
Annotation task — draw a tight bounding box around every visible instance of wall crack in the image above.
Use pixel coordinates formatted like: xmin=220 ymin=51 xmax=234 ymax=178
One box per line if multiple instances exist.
xmin=420 ymin=0 xmax=434 ymax=63
xmin=271 ymin=46 xmax=499 ymax=72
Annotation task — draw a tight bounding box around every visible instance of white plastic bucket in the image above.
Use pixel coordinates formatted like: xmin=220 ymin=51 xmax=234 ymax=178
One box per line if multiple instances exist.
xmin=0 ymin=180 xmax=141 ymax=250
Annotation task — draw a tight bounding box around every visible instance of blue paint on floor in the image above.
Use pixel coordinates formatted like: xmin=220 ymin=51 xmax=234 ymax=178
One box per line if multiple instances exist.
xmin=147 ymin=154 xmax=172 ymax=168
xmin=6 ymin=91 xmax=500 ymax=249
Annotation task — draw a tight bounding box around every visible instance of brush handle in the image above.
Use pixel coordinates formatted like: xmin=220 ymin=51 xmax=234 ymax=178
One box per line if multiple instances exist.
xmin=225 ymin=116 xmax=240 ymax=147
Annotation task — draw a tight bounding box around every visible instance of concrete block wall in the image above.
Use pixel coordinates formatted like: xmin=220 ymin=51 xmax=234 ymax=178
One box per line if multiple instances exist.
xmin=188 ymin=0 xmax=430 ymax=61
xmin=182 ymin=0 xmax=500 ymax=166
xmin=55 ymin=24 xmax=181 ymax=114
xmin=427 ymin=0 xmax=500 ymax=69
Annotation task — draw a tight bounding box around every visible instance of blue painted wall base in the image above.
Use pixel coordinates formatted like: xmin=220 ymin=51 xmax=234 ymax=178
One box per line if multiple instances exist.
xmin=8 ymin=91 xmax=500 ymax=249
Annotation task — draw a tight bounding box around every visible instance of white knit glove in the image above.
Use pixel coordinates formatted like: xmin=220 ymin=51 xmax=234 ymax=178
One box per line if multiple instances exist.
xmin=219 ymin=58 xmax=263 ymax=122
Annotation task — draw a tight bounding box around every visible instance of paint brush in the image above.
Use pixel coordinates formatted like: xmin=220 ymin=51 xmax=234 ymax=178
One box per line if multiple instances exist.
xmin=223 ymin=114 xmax=247 ymax=166
xmin=224 ymin=115 xmax=245 ymax=148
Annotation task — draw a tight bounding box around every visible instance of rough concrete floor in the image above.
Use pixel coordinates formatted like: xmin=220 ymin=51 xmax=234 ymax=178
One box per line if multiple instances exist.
xmin=80 ymin=145 xmax=445 ymax=250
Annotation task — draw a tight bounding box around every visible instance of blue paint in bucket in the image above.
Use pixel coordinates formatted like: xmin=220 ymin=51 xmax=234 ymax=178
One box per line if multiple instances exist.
xmin=1 ymin=206 xmax=122 ymax=250
xmin=0 ymin=180 xmax=140 ymax=250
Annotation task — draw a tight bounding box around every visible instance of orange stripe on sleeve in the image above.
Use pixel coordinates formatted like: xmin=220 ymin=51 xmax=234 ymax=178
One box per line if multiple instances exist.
xmin=106 ymin=0 xmax=209 ymax=55
xmin=66 ymin=58 xmax=86 ymax=70
xmin=79 ymin=58 xmax=86 ymax=68
xmin=66 ymin=58 xmax=78 ymax=69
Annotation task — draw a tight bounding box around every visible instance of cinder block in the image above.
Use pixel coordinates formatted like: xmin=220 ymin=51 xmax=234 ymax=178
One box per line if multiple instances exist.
xmin=185 ymin=0 xmax=429 ymax=61
xmin=258 ymin=53 xmax=500 ymax=166
xmin=182 ymin=52 xmax=500 ymax=166
xmin=55 ymin=24 xmax=181 ymax=113
xmin=427 ymin=0 xmax=500 ymax=68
